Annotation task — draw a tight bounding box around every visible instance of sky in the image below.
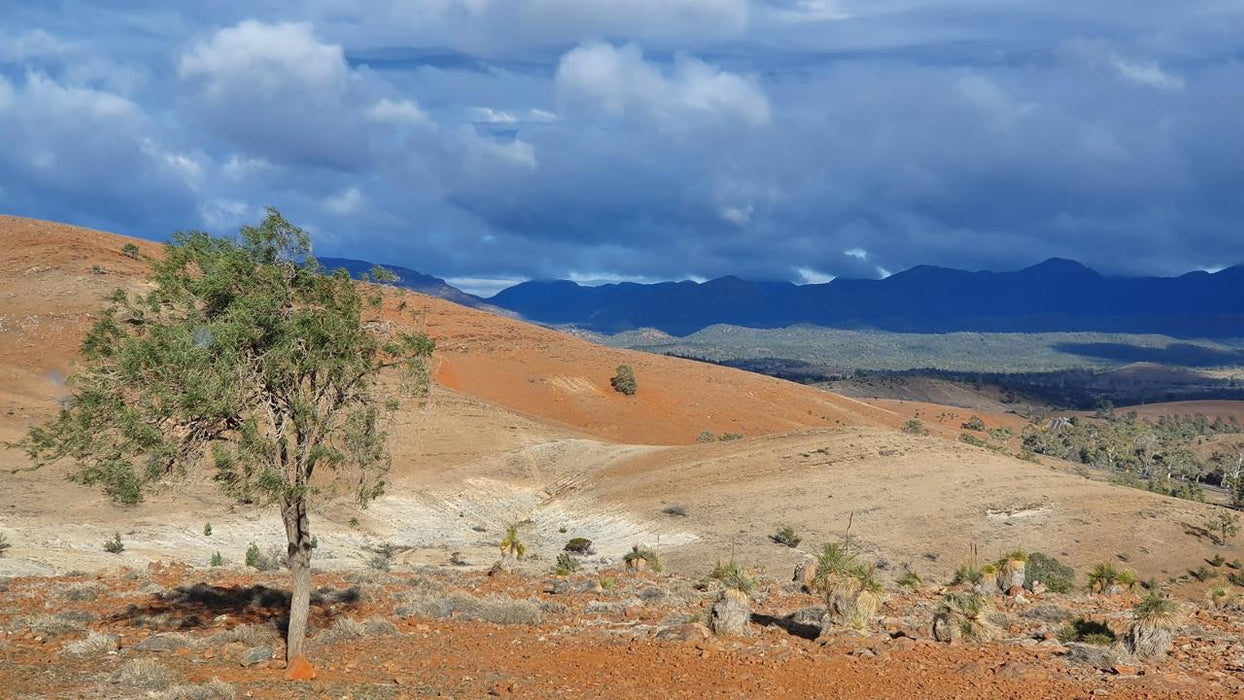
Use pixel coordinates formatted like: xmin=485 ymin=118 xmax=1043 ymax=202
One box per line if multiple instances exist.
xmin=2 ymin=1 xmax=1243 ymax=296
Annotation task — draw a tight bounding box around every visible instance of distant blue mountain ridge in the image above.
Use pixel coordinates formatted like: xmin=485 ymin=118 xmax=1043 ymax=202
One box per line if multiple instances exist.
xmin=326 ymin=256 xmax=1244 ymax=338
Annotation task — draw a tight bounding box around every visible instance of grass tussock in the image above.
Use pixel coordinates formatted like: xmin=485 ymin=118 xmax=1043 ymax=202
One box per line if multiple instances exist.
xmin=19 ymin=614 xmax=85 ymax=637
xmin=65 ymin=630 xmax=117 ymax=656
xmin=202 ymin=623 xmax=278 ymax=648
xmin=158 ymin=679 xmax=237 ymax=700
xmin=60 ymin=582 xmax=105 ymax=602
xmin=113 ymin=658 xmax=181 ymax=690
xmin=394 ymin=591 xmax=542 ymax=626
xmin=312 ymin=616 xmax=399 ymax=646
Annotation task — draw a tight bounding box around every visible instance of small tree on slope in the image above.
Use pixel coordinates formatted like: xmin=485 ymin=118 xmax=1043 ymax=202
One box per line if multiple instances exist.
xmin=11 ymin=209 xmax=433 ymax=666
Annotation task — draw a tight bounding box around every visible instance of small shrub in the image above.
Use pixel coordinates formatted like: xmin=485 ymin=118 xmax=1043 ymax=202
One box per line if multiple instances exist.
xmin=720 ymin=432 xmax=743 ymax=441
xmin=895 ymin=570 xmax=922 ymax=589
xmin=902 ymin=419 xmax=928 ymax=436
xmin=959 ymin=432 xmax=986 ymax=447
xmin=624 ymin=545 xmax=662 ymax=573
xmin=610 ymin=365 xmax=637 ymax=396
xmin=209 ymin=551 xmax=224 ymax=567
xmin=66 ymin=630 xmax=118 ymax=656
xmin=962 ymin=416 xmax=986 ymax=431
xmin=564 ymin=537 xmax=594 ymax=554
xmin=662 ymin=504 xmax=688 ymax=517
xmin=312 ymin=616 xmax=398 ymax=646
xmin=934 ymin=592 xmax=995 ymax=641
xmin=160 ymin=679 xmax=238 ymax=700
xmin=368 ymin=542 xmax=395 ymax=571
xmin=951 ymin=564 xmax=983 ymax=586
xmin=244 ymin=543 xmax=261 ymax=569
xmin=1189 ymin=565 xmax=1216 ymax=582
xmin=771 ymin=527 xmax=801 ymax=548
xmin=61 ymin=583 xmax=103 ymax=601
xmin=696 ymin=430 xmax=716 ymax=443
xmin=113 ymin=658 xmax=180 ymax=690
xmin=1210 ymin=554 xmax=1226 ymax=567
xmin=1026 ymin=552 xmax=1074 ymax=593
xmin=21 ymin=614 xmax=84 ymax=637
xmin=1126 ymin=592 xmax=1180 ymax=659
xmin=0 ymin=532 xmax=10 ymax=557
xmin=1205 ymin=511 xmax=1241 ymax=546
xmin=203 ymin=523 xmax=212 ymax=537
xmin=987 ymin=427 xmax=1013 ymax=442
xmin=394 ymin=591 xmax=541 ymax=625
xmin=1057 ymin=617 xmax=1116 ymax=645
xmin=500 ymin=525 xmax=526 ymax=560
xmin=121 ymin=243 xmax=141 ymax=259
xmin=103 ymin=532 xmax=125 ymax=554
xmin=554 ymin=553 xmax=580 ymax=576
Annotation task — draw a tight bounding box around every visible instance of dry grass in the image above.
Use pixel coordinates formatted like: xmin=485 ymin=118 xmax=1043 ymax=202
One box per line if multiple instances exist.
xmin=202 ymin=623 xmax=278 ymax=648
xmin=312 ymin=616 xmax=399 ymax=646
xmin=113 ymin=658 xmax=181 ymax=690
xmin=394 ymin=591 xmax=542 ymax=626
xmin=159 ymin=679 xmax=237 ymax=700
xmin=60 ymin=582 xmax=105 ymax=601
xmin=18 ymin=614 xmax=85 ymax=637
xmin=65 ymin=630 xmax=117 ymax=656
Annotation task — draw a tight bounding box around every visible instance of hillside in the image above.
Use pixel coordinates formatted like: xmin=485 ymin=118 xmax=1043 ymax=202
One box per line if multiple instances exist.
xmin=489 ymin=259 xmax=1244 ymax=336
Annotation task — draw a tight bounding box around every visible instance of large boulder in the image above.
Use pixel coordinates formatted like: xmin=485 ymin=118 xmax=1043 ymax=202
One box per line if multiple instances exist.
xmin=708 ymin=589 xmax=751 ymax=637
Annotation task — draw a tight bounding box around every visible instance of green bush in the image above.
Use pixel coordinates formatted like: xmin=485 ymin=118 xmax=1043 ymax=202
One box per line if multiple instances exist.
xmin=610 ymin=365 xmax=637 ymax=396
xmin=210 ymin=551 xmax=224 ymax=567
xmin=771 ymin=527 xmax=801 ymax=548
xmin=895 ymin=570 xmax=922 ymax=589
xmin=719 ymin=432 xmax=743 ymax=441
xmin=0 ymin=532 xmax=10 ymax=557
xmin=564 ymin=537 xmax=594 ymax=555
xmin=245 ymin=542 xmax=261 ymax=568
xmin=1026 ymin=552 xmax=1074 ymax=593
xmin=1058 ymin=617 xmax=1116 ymax=645
xmin=902 ymin=419 xmax=928 ymax=436
xmin=554 ymin=553 xmax=580 ymax=576
xmin=103 ymin=532 xmax=125 ymax=554
xmin=120 ymin=243 xmax=140 ymax=259
xmin=959 ymin=432 xmax=986 ymax=447
xmin=696 ymin=430 xmax=716 ymax=443
xmin=203 ymin=522 xmax=212 ymax=537
xmin=962 ymin=416 xmax=986 ymax=431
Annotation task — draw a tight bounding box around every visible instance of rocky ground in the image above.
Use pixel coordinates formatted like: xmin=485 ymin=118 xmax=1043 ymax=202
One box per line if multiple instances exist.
xmin=2 ymin=558 xmax=1243 ymax=699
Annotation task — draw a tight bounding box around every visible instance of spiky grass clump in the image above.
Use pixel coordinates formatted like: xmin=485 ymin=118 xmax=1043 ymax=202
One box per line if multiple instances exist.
xmin=951 ymin=564 xmax=983 ymax=586
xmin=933 ymin=592 xmax=996 ymax=642
xmin=895 ymin=570 xmax=922 ymax=589
xmin=710 ymin=559 xmax=757 ymax=595
xmin=65 ymin=630 xmax=117 ymax=656
xmin=500 ymin=525 xmax=526 ymax=560
xmin=624 ymin=545 xmax=662 ymax=573
xmin=1125 ymin=592 xmax=1180 ymax=659
xmin=1088 ymin=563 xmax=1137 ymax=594
xmin=113 ymin=658 xmax=181 ymax=690
xmin=554 ymin=552 xmax=580 ymax=576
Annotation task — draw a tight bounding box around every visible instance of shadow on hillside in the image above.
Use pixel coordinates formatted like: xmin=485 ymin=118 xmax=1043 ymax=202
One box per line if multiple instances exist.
xmin=112 ymin=582 xmax=361 ymax=634
xmin=750 ymin=613 xmax=820 ymax=640
xmin=1053 ymin=342 xmax=1244 ymax=368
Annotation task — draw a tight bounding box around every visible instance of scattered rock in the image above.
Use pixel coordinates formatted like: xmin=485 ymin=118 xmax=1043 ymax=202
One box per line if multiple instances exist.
xmin=655 ymin=623 xmax=711 ymax=643
xmin=284 ymin=654 xmax=318 ymax=681
xmin=240 ymin=646 xmax=273 ymax=667
xmin=135 ymin=633 xmax=190 ymax=654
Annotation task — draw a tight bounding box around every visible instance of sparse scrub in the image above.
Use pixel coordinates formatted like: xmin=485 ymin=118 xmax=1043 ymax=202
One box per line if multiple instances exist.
xmin=66 ymin=630 xmax=118 ymax=656
xmin=210 ymin=551 xmax=224 ymax=567
xmin=121 ymin=242 xmax=141 ymax=259
xmin=203 ymin=624 xmax=278 ymax=648
xmin=951 ymin=563 xmax=983 ymax=586
xmin=720 ymin=432 xmax=743 ymax=441
xmin=312 ymin=616 xmax=398 ymax=646
xmin=564 ymin=537 xmax=594 ymax=554
xmin=159 ymin=679 xmax=238 ymax=700
xmin=367 ymin=542 xmax=396 ymax=571
xmin=771 ymin=527 xmax=801 ymax=548
xmin=707 ymin=559 xmax=756 ymax=637
xmin=1204 ymin=511 xmax=1241 ymax=546
xmin=624 ymin=545 xmax=662 ymax=573
xmin=1209 ymin=553 xmax=1226 ymax=567
xmin=812 ymin=542 xmax=883 ymax=632
xmin=1026 ymin=552 xmax=1075 ymax=593
xmin=696 ymin=430 xmax=716 ymax=443
xmin=610 ymin=365 xmax=637 ymax=396
xmin=988 ymin=427 xmax=1014 ymax=442
xmin=61 ymin=582 xmax=104 ymax=601
xmin=1058 ymin=617 xmax=1117 ymax=645
xmin=394 ymin=591 xmax=542 ymax=626
xmin=933 ymin=592 xmax=995 ymax=642
xmin=1126 ymin=592 xmax=1180 ymax=659
xmin=902 ymin=419 xmax=928 ymax=436
xmin=20 ymin=614 xmax=85 ymax=637
xmin=958 ymin=432 xmax=986 ymax=447
xmin=113 ymin=658 xmax=181 ymax=690
xmin=1088 ymin=563 xmax=1136 ymax=594
xmin=103 ymin=532 xmax=125 ymax=554
xmin=554 ymin=553 xmax=581 ymax=576
xmin=895 ymin=570 xmax=922 ymax=589
xmin=962 ymin=416 xmax=986 ymax=431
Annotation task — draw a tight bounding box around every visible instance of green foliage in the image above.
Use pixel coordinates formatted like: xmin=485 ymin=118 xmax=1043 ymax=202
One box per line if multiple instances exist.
xmin=1204 ymin=511 xmax=1241 ymax=546
xmin=1088 ymin=562 xmax=1137 ymax=593
xmin=500 ymin=525 xmax=526 ymax=560
xmin=13 ymin=208 xmax=434 ymax=513
xmin=962 ymin=416 xmax=986 ymax=431
xmin=0 ymin=532 xmax=10 ymax=557
xmin=103 ymin=532 xmax=125 ymax=554
xmin=709 ymin=559 xmax=756 ymax=594
xmin=203 ymin=522 xmax=212 ymax=537
xmin=987 ymin=427 xmax=1013 ymax=442
xmin=719 ymin=432 xmax=743 ymax=441
xmin=1133 ymin=592 xmax=1178 ymax=623
xmin=696 ymin=430 xmax=716 ymax=443
xmin=1026 ymin=552 xmax=1075 ymax=593
xmin=959 ymin=432 xmax=986 ymax=447
xmin=245 ymin=542 xmax=261 ymax=569
xmin=564 ymin=537 xmax=594 ymax=554
xmin=367 ymin=542 xmax=395 ymax=571
xmin=902 ymin=419 xmax=928 ymax=436
xmin=1209 ymin=554 xmax=1226 ymax=567
xmin=210 ymin=551 xmax=224 ymax=567
xmin=951 ymin=564 xmax=982 ymax=585
xmin=610 ymin=365 xmax=637 ymax=396
xmin=1058 ymin=617 xmax=1117 ymax=645
xmin=554 ymin=552 xmax=580 ymax=576
xmin=120 ymin=243 xmax=141 ymax=260
xmin=1189 ymin=565 xmax=1216 ymax=582
xmin=624 ymin=545 xmax=662 ymax=572
xmin=895 ymin=570 xmax=922 ymax=589
xmin=771 ymin=527 xmax=801 ymax=548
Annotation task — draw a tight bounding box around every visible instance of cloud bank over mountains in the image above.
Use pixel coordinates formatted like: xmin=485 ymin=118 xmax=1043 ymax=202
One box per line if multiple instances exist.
xmin=3 ymin=1 xmax=1243 ymax=293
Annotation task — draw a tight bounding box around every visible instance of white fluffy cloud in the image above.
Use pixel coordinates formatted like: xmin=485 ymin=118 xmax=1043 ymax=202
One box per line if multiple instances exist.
xmin=556 ymin=42 xmax=770 ymax=129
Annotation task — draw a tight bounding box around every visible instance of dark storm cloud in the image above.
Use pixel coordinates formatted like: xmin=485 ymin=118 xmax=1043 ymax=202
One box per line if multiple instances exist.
xmin=2 ymin=1 xmax=1243 ymax=294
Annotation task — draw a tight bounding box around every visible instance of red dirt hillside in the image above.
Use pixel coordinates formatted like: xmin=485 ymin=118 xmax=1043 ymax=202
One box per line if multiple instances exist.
xmin=0 ymin=215 xmax=899 ymax=445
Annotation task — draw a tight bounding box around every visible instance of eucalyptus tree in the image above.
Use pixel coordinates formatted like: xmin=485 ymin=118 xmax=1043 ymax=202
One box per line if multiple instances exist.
xmin=15 ymin=209 xmax=433 ymax=663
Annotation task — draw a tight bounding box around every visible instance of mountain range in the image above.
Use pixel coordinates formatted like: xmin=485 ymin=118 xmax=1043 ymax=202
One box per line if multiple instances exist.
xmin=331 ymin=256 xmax=1244 ymax=338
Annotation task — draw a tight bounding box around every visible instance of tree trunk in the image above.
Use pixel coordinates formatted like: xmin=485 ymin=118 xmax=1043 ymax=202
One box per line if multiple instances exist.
xmin=282 ymin=497 xmax=313 ymax=663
